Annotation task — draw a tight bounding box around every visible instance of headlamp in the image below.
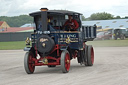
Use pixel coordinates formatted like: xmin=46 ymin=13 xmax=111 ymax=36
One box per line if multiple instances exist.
xmin=25 ymin=37 xmax=31 ymax=45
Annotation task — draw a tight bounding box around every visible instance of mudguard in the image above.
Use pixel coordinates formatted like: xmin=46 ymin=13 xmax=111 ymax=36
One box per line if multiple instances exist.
xmin=60 ymin=46 xmax=72 ymax=60
xmin=24 ymin=47 xmax=31 ymax=51
xmin=60 ymin=46 xmax=68 ymax=51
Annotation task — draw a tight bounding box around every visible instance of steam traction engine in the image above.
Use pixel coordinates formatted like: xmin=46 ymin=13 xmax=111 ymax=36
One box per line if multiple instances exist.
xmin=24 ymin=8 xmax=97 ymax=74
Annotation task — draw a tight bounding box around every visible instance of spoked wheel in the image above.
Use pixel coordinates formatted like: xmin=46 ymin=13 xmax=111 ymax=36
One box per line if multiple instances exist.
xmin=61 ymin=50 xmax=70 ymax=73
xmin=24 ymin=51 xmax=35 ymax=74
xmin=85 ymin=45 xmax=94 ymax=66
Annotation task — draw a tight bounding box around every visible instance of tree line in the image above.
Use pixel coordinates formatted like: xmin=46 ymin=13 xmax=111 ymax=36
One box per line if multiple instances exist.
xmin=82 ymin=12 xmax=127 ymax=21
xmin=0 ymin=15 xmax=33 ymax=27
xmin=0 ymin=12 xmax=127 ymax=27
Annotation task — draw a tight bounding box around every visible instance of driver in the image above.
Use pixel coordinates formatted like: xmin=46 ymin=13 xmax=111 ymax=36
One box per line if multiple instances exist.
xmin=47 ymin=16 xmax=56 ymax=31
xmin=63 ymin=15 xmax=79 ymax=31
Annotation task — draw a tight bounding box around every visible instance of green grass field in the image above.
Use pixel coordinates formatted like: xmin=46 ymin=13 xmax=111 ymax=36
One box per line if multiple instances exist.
xmin=0 ymin=41 xmax=25 ymax=50
xmin=0 ymin=39 xmax=128 ymax=50
xmin=87 ymin=39 xmax=128 ymax=47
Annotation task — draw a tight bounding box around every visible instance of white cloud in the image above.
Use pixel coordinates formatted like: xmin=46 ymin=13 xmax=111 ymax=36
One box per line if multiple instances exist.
xmin=0 ymin=0 xmax=128 ymax=17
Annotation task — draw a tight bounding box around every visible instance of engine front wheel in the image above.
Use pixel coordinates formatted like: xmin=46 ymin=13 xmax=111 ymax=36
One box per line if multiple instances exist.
xmin=24 ymin=51 xmax=35 ymax=74
xmin=61 ymin=50 xmax=70 ymax=73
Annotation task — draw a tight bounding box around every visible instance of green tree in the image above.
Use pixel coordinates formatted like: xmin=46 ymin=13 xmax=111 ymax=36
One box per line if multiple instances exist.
xmin=0 ymin=15 xmax=33 ymax=27
xmin=89 ymin=12 xmax=114 ymax=20
xmin=81 ymin=15 xmax=86 ymax=21
xmin=114 ymin=16 xmax=121 ymax=19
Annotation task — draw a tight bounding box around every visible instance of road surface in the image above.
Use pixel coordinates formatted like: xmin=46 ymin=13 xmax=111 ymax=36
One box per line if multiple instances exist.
xmin=0 ymin=47 xmax=128 ymax=85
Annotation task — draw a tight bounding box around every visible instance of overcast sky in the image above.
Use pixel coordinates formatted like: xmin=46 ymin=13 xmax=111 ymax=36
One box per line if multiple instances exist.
xmin=0 ymin=0 xmax=128 ymax=18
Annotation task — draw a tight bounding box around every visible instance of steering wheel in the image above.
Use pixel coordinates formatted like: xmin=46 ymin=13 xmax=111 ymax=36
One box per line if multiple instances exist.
xmin=64 ymin=24 xmax=75 ymax=31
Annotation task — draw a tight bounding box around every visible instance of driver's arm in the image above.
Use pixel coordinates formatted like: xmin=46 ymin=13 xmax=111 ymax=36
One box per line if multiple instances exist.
xmin=73 ymin=20 xmax=79 ymax=30
xmin=63 ymin=20 xmax=69 ymax=27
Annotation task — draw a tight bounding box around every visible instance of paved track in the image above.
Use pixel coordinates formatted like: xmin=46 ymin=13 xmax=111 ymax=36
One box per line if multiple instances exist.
xmin=0 ymin=47 xmax=128 ymax=85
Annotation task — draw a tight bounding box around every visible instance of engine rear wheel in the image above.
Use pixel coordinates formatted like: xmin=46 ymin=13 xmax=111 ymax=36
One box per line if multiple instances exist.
xmin=61 ymin=50 xmax=70 ymax=73
xmin=85 ymin=45 xmax=94 ymax=66
xmin=24 ymin=51 xmax=35 ymax=74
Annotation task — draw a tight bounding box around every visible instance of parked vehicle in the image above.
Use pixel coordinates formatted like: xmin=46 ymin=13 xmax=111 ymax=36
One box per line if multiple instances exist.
xmin=95 ymin=31 xmax=112 ymax=40
xmin=24 ymin=8 xmax=97 ymax=74
xmin=113 ymin=28 xmax=128 ymax=40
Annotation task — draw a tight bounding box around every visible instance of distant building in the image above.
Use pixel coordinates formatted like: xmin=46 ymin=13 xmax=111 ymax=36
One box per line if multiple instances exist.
xmin=0 ymin=27 xmax=34 ymax=33
xmin=0 ymin=22 xmax=34 ymax=33
xmin=82 ymin=19 xmax=128 ymax=29
xmin=20 ymin=23 xmax=34 ymax=27
xmin=0 ymin=21 xmax=10 ymax=32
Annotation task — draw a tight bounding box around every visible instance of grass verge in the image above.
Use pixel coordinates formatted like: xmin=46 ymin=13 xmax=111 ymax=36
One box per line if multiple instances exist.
xmin=87 ymin=39 xmax=128 ymax=47
xmin=0 ymin=41 xmax=25 ymax=50
xmin=0 ymin=39 xmax=128 ymax=50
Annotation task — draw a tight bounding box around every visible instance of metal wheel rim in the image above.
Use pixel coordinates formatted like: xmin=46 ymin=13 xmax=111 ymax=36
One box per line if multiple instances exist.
xmin=28 ymin=53 xmax=35 ymax=73
xmin=91 ymin=47 xmax=94 ymax=64
xmin=65 ymin=53 xmax=70 ymax=71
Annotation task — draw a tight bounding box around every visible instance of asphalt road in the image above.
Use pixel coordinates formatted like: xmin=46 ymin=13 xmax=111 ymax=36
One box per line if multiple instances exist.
xmin=0 ymin=47 xmax=128 ymax=85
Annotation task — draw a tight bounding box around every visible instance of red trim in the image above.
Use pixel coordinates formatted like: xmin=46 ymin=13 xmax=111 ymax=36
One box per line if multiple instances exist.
xmin=32 ymin=56 xmax=60 ymax=66
xmin=35 ymin=62 xmax=60 ymax=66
xmin=28 ymin=53 xmax=35 ymax=72
xmin=50 ymin=44 xmax=60 ymax=56
xmin=91 ymin=47 xmax=94 ymax=64
xmin=32 ymin=44 xmax=67 ymax=66
xmin=72 ymin=50 xmax=78 ymax=59
xmin=34 ymin=45 xmax=38 ymax=56
xmin=47 ymin=56 xmax=60 ymax=63
xmin=50 ymin=44 xmax=66 ymax=56
xmin=57 ymin=45 xmax=59 ymax=56
xmin=65 ymin=52 xmax=70 ymax=71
